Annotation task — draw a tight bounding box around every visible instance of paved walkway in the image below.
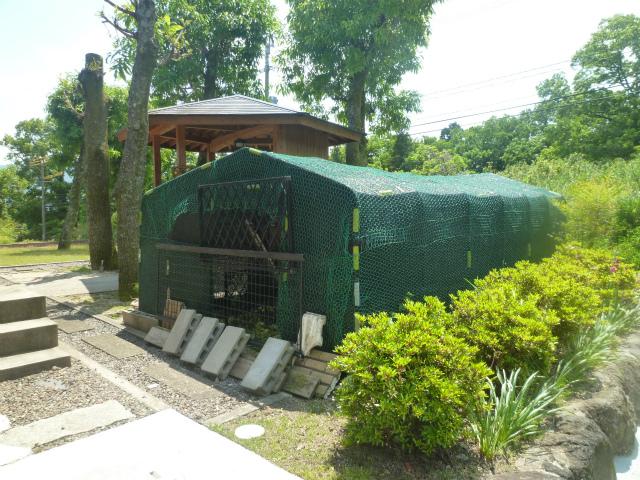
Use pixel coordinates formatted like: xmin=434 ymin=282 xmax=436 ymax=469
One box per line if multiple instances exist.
xmin=0 ymin=270 xmax=117 ymax=296
xmin=0 ymin=409 xmax=300 ymax=479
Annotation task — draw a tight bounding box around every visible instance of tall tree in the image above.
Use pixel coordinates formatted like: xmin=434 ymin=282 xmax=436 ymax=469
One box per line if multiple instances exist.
xmin=79 ymin=53 xmax=116 ymax=269
xmin=47 ymin=75 xmax=85 ymax=249
xmin=111 ymin=0 xmax=278 ymax=107
xmin=102 ymin=0 xmax=159 ymax=298
xmin=280 ymin=0 xmax=440 ymax=165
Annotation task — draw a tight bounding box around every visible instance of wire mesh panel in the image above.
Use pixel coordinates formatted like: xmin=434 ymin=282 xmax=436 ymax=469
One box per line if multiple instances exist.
xmin=198 ymin=176 xmax=292 ymax=253
xmin=157 ymin=244 xmax=303 ymax=344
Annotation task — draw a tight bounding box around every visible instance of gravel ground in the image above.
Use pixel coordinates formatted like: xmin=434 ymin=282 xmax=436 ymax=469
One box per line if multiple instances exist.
xmin=0 ymin=359 xmax=151 ymax=428
xmin=47 ymin=300 xmax=255 ymax=422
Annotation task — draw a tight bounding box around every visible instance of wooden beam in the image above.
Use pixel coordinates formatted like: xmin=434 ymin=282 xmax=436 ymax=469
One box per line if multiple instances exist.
xmin=118 ymin=123 xmax=174 ymax=143
xmin=209 ymin=125 xmax=275 ymax=153
xmin=176 ymin=125 xmax=186 ymax=175
xmin=152 ymin=135 xmax=161 ymax=187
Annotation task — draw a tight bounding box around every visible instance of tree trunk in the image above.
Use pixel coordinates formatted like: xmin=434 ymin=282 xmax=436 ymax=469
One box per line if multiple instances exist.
xmin=345 ymin=71 xmax=368 ymax=166
xmin=79 ymin=54 xmax=115 ymax=268
xmin=114 ymin=0 xmax=158 ymax=299
xmin=57 ymin=149 xmax=84 ymax=250
xmin=197 ymin=48 xmax=220 ymax=166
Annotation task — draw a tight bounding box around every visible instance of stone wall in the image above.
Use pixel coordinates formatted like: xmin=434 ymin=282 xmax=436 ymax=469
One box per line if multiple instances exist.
xmin=490 ymin=331 xmax=640 ymax=480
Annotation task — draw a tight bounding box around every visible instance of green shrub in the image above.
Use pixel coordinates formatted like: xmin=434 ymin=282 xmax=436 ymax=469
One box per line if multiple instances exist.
xmin=330 ymin=297 xmax=491 ymax=454
xmin=451 ymin=284 xmax=558 ymax=375
xmin=551 ymin=243 xmax=637 ymax=303
xmin=617 ymin=228 xmax=640 ymax=267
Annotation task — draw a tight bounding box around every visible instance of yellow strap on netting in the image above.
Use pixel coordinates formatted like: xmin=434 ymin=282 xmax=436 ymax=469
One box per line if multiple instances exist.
xmin=248 ymin=148 xmax=262 ymax=156
xmin=467 ymin=250 xmax=472 ymax=269
xmin=352 ymin=208 xmax=360 ymax=233
xmin=353 ymin=245 xmax=360 ymax=271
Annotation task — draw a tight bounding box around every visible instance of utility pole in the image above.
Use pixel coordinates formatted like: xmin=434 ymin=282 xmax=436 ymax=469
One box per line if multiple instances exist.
xmin=264 ymin=36 xmax=272 ymax=100
xmin=40 ymin=157 xmax=46 ymax=241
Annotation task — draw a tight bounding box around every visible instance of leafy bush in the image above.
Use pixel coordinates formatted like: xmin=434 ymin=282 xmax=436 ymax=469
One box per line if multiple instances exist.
xmin=0 ymin=216 xmax=25 ymax=244
xmin=551 ymin=243 xmax=637 ymax=303
xmin=471 ymin=369 xmax=565 ymax=460
xmin=617 ymin=228 xmax=640 ymax=267
xmin=451 ymin=284 xmax=558 ymax=375
xmin=330 ymin=297 xmax=491 ymax=454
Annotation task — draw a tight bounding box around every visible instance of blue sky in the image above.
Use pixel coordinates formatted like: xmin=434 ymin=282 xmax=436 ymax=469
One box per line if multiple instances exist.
xmin=1 ymin=0 xmax=639 ymax=164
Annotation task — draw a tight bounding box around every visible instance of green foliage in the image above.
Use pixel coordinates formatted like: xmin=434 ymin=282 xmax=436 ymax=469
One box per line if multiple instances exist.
xmin=471 ymin=369 xmax=565 ymax=460
xmin=451 ymin=284 xmax=558 ymax=375
xmin=331 ymin=297 xmax=491 ymax=454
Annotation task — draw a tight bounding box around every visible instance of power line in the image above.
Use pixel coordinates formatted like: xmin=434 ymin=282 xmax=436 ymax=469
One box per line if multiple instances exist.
xmin=408 ymin=89 xmax=621 ymax=137
xmin=409 ymin=86 xmax=621 ymax=130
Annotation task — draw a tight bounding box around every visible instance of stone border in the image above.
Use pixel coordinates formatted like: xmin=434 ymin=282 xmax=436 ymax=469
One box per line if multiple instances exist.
xmin=490 ymin=331 xmax=640 ymax=480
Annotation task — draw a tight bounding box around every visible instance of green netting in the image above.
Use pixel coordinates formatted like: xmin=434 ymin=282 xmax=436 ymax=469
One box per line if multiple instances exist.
xmin=139 ymin=148 xmax=560 ymax=350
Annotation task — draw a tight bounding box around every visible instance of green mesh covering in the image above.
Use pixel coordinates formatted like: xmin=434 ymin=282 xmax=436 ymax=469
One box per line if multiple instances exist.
xmin=139 ymin=148 xmax=560 ymax=350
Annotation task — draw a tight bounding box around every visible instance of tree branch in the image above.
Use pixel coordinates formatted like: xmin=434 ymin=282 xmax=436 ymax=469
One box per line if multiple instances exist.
xmin=103 ymin=0 xmax=136 ymax=19
xmin=100 ymin=12 xmax=137 ymax=39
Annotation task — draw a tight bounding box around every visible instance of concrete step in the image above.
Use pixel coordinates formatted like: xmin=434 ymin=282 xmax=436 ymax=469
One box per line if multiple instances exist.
xmin=241 ymin=338 xmax=295 ymax=395
xmin=201 ymin=326 xmax=249 ymax=380
xmin=0 ymin=318 xmax=58 ymax=356
xmin=0 ymin=347 xmax=71 ymax=381
xmin=0 ymin=286 xmax=46 ymax=324
xmin=180 ymin=317 xmax=225 ymax=365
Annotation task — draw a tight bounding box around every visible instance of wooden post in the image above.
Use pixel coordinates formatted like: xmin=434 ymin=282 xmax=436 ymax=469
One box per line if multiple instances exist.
xmin=152 ymin=135 xmax=161 ymax=187
xmin=207 ymin=144 xmax=215 ymax=162
xmin=176 ymin=125 xmax=186 ymax=175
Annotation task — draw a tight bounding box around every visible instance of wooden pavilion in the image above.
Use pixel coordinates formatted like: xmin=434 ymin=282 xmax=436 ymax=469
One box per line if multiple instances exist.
xmin=118 ymin=94 xmax=364 ymax=187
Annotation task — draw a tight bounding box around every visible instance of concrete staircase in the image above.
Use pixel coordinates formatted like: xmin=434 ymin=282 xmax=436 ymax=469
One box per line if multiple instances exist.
xmin=0 ymin=288 xmax=70 ymax=381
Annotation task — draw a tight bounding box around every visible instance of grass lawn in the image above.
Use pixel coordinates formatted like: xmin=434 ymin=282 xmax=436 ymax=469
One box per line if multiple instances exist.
xmin=0 ymin=244 xmax=89 ymax=266
xmin=213 ymin=397 xmax=485 ymax=480
xmin=63 ymin=292 xmax=132 ymax=320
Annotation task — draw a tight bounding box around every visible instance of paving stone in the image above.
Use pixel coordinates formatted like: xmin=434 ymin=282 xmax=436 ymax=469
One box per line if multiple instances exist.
xmin=83 ymin=334 xmax=145 ymax=359
xmin=144 ymin=326 xmax=170 ymax=348
xmin=144 ymin=363 xmax=223 ymax=401
xmin=201 ymin=326 xmax=249 ymax=380
xmin=241 ymin=338 xmax=295 ymax=395
xmin=0 ymin=400 xmax=133 ymax=449
xmin=54 ymin=319 xmax=94 ymax=334
xmin=162 ymin=309 xmax=201 ymax=355
xmin=180 ymin=317 xmax=224 ymax=365
xmin=0 ymin=415 xmax=10 ymax=434
xmin=283 ymin=366 xmax=321 ymax=399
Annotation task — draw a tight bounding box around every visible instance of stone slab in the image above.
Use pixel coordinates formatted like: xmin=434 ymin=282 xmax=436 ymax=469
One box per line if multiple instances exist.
xmin=83 ymin=334 xmax=144 ymax=359
xmin=229 ymin=356 xmax=253 ymax=380
xmin=180 ymin=317 xmax=222 ymax=365
xmin=54 ymin=319 xmax=94 ymax=334
xmin=0 ymin=271 xmax=118 ymax=296
xmin=0 ymin=409 xmax=300 ymax=479
xmin=0 ymin=400 xmax=133 ymax=449
xmin=144 ymin=326 xmax=170 ymax=348
xmin=0 ymin=415 xmax=10 ymax=434
xmin=0 ymin=286 xmax=46 ymax=324
xmin=241 ymin=338 xmax=294 ymax=395
xmin=122 ymin=310 xmax=158 ymax=333
xmin=144 ymin=363 xmax=222 ymax=401
xmin=283 ymin=366 xmax=321 ymax=399
xmin=162 ymin=309 xmax=198 ymax=355
xmin=201 ymin=326 xmax=249 ymax=380
xmin=0 ymin=318 xmax=58 ymax=356
xmin=0 ymin=348 xmax=71 ymax=381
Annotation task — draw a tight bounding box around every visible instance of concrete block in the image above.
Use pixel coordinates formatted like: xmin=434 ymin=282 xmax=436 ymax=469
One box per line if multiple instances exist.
xmin=241 ymin=338 xmax=295 ymax=395
xmin=122 ymin=310 xmax=159 ymax=333
xmin=144 ymin=326 xmax=170 ymax=348
xmin=201 ymin=326 xmax=249 ymax=380
xmin=0 ymin=348 xmax=71 ymax=381
xmin=0 ymin=318 xmax=58 ymax=356
xmin=0 ymin=286 xmax=46 ymax=324
xmin=83 ymin=334 xmax=145 ymax=359
xmin=180 ymin=317 xmax=224 ymax=365
xmin=229 ymin=357 xmax=253 ymax=380
xmin=162 ymin=309 xmax=201 ymax=355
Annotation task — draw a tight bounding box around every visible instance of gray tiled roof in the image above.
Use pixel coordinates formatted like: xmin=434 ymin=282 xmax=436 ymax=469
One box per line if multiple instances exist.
xmin=149 ymin=94 xmax=302 ymax=116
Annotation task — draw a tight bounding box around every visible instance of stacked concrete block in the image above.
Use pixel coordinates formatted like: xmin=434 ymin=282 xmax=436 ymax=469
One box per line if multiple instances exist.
xmin=144 ymin=326 xmax=171 ymax=348
xmin=180 ymin=317 xmax=225 ymax=365
xmin=0 ymin=287 xmax=70 ymax=381
xmin=201 ymin=326 xmax=249 ymax=380
xmin=241 ymin=338 xmax=295 ymax=396
xmin=162 ymin=309 xmax=202 ymax=356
